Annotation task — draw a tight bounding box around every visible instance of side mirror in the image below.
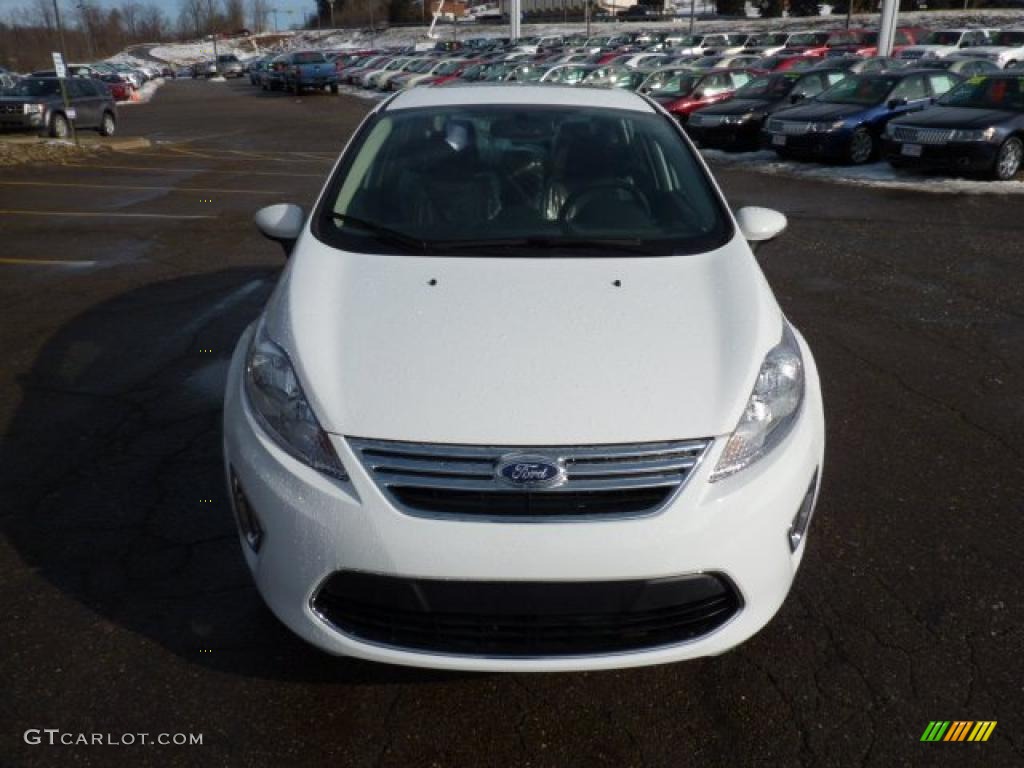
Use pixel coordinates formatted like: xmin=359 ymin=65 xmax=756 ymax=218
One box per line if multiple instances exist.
xmin=887 ymin=97 xmax=908 ymax=110
xmin=790 ymin=92 xmax=806 ymax=103
xmin=254 ymin=203 xmax=304 ymax=256
xmin=736 ymin=206 xmax=787 ymax=243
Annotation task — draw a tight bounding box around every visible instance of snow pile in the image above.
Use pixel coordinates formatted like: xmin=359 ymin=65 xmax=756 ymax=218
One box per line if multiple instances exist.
xmin=119 ymin=77 xmax=165 ymax=106
xmin=137 ymin=8 xmax=1024 ymax=66
xmin=700 ymin=149 xmax=1024 ymax=196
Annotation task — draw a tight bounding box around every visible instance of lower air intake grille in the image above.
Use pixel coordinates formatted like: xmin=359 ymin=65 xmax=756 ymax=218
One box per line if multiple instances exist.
xmin=348 ymin=437 xmax=712 ymax=520
xmin=311 ymin=571 xmax=742 ymax=656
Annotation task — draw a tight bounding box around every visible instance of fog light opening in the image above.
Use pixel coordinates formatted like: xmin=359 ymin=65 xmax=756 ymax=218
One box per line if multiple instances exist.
xmin=231 ymin=471 xmax=263 ymax=552
xmin=788 ymin=470 xmax=819 ymax=553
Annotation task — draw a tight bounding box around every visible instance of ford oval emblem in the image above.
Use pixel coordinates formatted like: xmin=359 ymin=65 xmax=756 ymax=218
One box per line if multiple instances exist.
xmin=495 ymin=453 xmax=567 ymax=490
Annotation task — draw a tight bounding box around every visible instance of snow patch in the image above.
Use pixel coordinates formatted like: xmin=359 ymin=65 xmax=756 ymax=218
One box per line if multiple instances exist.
xmin=700 ymin=149 xmax=1024 ymax=196
xmin=119 ymin=77 xmax=165 ymax=105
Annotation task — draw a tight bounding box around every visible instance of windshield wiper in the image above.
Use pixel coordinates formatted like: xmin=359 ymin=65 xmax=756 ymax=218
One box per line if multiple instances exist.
xmin=329 ymin=212 xmax=430 ymax=253
xmin=433 ymin=237 xmax=657 ymax=255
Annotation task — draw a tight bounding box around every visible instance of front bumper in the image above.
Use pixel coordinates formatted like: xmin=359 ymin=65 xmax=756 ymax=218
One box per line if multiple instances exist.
xmin=223 ymin=324 xmax=825 ymax=671
xmin=0 ymin=112 xmax=45 ymax=132
xmin=882 ymin=137 xmax=999 ymax=173
xmin=689 ymin=121 xmax=763 ymax=151
xmin=762 ymin=129 xmax=850 ymax=159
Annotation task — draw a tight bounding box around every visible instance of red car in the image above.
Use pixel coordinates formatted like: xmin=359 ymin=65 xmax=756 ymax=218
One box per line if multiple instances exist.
xmin=759 ymin=53 xmax=826 ymax=73
xmin=832 ymin=28 xmax=925 ymax=58
xmin=649 ymin=68 xmax=759 ymax=123
xmin=99 ymin=74 xmax=133 ymax=101
xmin=784 ymin=29 xmax=864 ymax=57
xmin=427 ymin=59 xmax=483 ymax=87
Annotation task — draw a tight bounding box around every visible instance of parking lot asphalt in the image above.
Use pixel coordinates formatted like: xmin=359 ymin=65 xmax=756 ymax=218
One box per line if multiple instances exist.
xmin=1 ymin=78 xmax=1022 ymax=768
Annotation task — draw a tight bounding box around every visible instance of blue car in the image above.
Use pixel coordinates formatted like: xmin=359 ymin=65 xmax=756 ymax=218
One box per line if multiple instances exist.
xmin=762 ymin=70 xmax=963 ymax=164
xmin=281 ymin=50 xmax=339 ymax=95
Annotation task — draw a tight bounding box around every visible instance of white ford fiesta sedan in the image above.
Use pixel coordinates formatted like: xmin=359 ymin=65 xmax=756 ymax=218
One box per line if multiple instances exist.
xmin=223 ymin=84 xmax=825 ymax=672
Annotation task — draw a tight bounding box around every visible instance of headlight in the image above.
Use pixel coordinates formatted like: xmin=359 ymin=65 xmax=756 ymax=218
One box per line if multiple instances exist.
xmin=244 ymin=322 xmax=348 ymax=480
xmin=722 ymin=112 xmax=754 ymax=125
xmin=950 ymin=127 xmax=997 ymax=142
xmin=810 ymin=120 xmax=844 ymax=133
xmin=711 ymin=323 xmax=805 ymax=481
xmin=22 ymin=103 xmax=44 ymax=114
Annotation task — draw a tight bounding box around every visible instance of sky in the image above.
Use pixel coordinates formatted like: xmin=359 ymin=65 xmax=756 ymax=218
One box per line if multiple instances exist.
xmin=0 ymin=0 xmax=317 ymax=27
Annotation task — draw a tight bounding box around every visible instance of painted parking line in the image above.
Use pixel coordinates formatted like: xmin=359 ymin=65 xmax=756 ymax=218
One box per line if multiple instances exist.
xmin=0 ymin=180 xmax=281 ymax=196
xmin=0 ymin=209 xmax=216 ymax=219
xmin=64 ymin=163 xmax=324 ymax=179
xmin=0 ymin=257 xmax=97 ymax=267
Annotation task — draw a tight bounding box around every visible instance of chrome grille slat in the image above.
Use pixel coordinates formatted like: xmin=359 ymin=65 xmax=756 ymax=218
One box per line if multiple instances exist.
xmin=891 ymin=126 xmax=954 ymax=145
xmin=348 ymin=437 xmax=712 ymax=521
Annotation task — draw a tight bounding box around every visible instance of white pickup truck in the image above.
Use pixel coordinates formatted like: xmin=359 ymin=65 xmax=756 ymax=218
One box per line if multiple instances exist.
xmin=897 ymin=28 xmax=998 ymax=61
xmin=949 ymin=28 xmax=1024 ymax=69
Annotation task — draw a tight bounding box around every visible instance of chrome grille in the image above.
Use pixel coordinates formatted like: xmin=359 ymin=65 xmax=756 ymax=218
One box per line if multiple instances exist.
xmin=348 ymin=437 xmax=711 ymax=521
xmin=767 ymin=119 xmax=810 ymax=135
xmin=892 ymin=126 xmax=953 ymax=144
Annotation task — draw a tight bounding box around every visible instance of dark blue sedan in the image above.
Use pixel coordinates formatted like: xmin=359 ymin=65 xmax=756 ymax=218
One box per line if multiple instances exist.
xmin=762 ymin=70 xmax=963 ymax=164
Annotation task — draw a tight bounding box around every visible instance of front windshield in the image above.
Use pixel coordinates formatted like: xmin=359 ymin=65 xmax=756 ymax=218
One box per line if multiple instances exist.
xmin=315 ymin=105 xmax=731 ymax=256
xmin=735 ymin=74 xmax=796 ymax=99
xmin=818 ymin=76 xmax=899 ymax=105
xmin=9 ymin=79 xmax=59 ymax=98
xmin=938 ymin=76 xmax=1024 ymax=111
xmin=994 ymin=31 xmax=1024 ymax=46
xmin=294 ymin=52 xmax=324 ymax=64
xmin=924 ymin=31 xmax=963 ymax=46
xmin=788 ymin=33 xmax=829 ymax=46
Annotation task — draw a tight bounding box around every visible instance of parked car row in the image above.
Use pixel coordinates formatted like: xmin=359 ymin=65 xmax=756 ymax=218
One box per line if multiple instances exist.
xmin=234 ymin=25 xmax=1021 ymax=182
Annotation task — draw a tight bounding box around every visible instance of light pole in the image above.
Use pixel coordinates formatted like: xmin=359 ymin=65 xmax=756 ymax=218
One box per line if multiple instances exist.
xmin=328 ymin=0 xmax=335 ymax=27
xmin=50 ymin=0 xmax=78 ymax=145
xmin=688 ymin=0 xmax=695 ymax=35
xmin=585 ymin=0 xmax=590 ymax=38
xmin=272 ymin=7 xmax=279 ymax=31
xmin=368 ymin=1 xmax=375 ymax=47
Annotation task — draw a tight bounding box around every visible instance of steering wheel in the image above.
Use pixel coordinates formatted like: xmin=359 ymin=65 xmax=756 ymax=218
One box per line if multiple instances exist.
xmin=559 ymin=182 xmax=652 ymax=235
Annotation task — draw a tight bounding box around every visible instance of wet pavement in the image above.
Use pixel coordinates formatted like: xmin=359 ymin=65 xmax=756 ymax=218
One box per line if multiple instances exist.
xmin=1 ymin=78 xmax=1021 ymax=768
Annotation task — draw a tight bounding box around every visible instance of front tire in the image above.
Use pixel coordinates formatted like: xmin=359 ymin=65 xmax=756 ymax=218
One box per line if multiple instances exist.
xmin=98 ymin=111 xmax=116 ymax=137
xmin=49 ymin=112 xmax=70 ymax=139
xmin=992 ymin=136 xmax=1023 ymax=181
xmin=848 ymin=127 xmax=875 ymax=165
xmin=329 ymin=83 xmax=339 ymax=94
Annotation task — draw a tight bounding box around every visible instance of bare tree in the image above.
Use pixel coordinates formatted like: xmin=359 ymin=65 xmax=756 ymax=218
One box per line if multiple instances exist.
xmin=248 ymin=0 xmax=270 ymax=33
xmin=222 ymin=0 xmax=245 ymax=30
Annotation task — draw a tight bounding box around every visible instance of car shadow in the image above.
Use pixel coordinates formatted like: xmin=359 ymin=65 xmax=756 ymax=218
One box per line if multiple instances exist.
xmin=0 ymin=266 xmax=467 ymax=685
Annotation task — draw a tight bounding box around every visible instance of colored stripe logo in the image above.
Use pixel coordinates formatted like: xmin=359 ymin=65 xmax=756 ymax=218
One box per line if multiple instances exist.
xmin=920 ymin=721 xmax=997 ymax=742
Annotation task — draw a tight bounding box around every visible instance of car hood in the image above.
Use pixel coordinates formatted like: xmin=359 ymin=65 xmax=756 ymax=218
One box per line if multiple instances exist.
xmin=697 ymin=97 xmax=773 ymax=115
xmin=772 ymin=101 xmax=868 ymax=121
xmin=266 ymin=232 xmax=782 ymax=445
xmin=891 ymin=105 xmax=1019 ymax=128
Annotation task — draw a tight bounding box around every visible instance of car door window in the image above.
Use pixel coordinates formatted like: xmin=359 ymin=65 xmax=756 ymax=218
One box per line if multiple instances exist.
xmin=890 ymin=76 xmax=927 ymax=102
xmin=729 ymin=71 xmax=752 ymax=87
xmin=927 ymin=73 xmax=957 ymax=97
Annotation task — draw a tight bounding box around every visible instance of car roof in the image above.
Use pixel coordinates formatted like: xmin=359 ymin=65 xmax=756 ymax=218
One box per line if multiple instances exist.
xmin=385 ymin=83 xmax=655 ymax=113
